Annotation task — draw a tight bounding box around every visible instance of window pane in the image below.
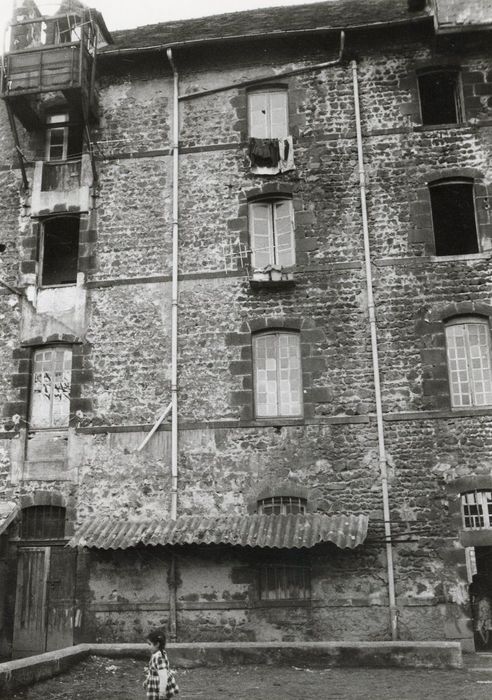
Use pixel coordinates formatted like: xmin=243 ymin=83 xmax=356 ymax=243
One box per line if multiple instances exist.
xmin=254 ymin=333 xmax=302 ymax=417
xmin=446 ymin=320 xmax=492 ymax=408
xmin=30 ymin=347 xmax=72 ymax=428
xmin=250 ymin=203 xmax=272 ymax=268
xmin=248 ymin=92 xmax=269 ymax=139
xmin=273 ymin=201 xmax=294 ymax=267
xmin=248 ymin=90 xmax=288 ymax=139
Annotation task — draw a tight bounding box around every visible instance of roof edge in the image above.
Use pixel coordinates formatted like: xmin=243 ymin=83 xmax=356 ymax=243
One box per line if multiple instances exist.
xmin=100 ymin=15 xmax=432 ymax=58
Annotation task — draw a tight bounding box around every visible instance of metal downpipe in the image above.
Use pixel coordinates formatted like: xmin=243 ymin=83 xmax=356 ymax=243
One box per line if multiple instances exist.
xmin=166 ymin=47 xmax=179 ymax=643
xmin=351 ymin=59 xmax=398 ymax=640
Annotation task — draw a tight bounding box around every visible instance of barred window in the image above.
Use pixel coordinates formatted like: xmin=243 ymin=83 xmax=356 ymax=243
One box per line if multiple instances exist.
xmin=258 ymin=496 xmax=307 ymax=515
xmin=259 ymin=564 xmax=311 ymax=601
xmin=445 ymin=317 xmax=492 ymax=407
xmin=21 ymin=506 xmax=66 ymax=539
xmin=253 ymin=331 xmax=303 ymax=418
xmin=461 ymin=491 xmax=492 ymax=530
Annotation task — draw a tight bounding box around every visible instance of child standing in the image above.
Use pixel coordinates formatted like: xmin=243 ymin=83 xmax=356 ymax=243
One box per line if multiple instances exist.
xmin=144 ymin=629 xmax=179 ymax=700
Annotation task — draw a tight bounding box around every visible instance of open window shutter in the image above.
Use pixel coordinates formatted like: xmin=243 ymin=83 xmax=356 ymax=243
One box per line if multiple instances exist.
xmin=251 ymin=203 xmax=272 ymax=268
xmin=269 ymin=91 xmax=288 ymax=139
xmin=249 ymin=92 xmax=269 ymax=138
xmin=273 ymin=201 xmax=294 ymax=267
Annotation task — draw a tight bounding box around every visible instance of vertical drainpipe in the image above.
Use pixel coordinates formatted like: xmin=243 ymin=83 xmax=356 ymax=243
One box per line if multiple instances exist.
xmin=351 ymin=59 xmax=398 ymax=641
xmin=166 ymin=47 xmax=179 ymax=642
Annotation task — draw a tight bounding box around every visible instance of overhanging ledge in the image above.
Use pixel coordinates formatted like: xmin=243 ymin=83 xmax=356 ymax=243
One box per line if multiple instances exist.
xmin=67 ymin=512 xmax=368 ymax=550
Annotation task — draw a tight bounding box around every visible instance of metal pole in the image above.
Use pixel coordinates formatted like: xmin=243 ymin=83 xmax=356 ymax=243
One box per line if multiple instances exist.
xmin=167 ymin=48 xmax=179 ymax=523
xmin=351 ymin=59 xmax=398 ymax=641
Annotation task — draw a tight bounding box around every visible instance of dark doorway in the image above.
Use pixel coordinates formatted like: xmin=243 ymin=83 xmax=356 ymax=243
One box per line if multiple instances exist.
xmin=470 ymin=546 xmax=492 ymax=652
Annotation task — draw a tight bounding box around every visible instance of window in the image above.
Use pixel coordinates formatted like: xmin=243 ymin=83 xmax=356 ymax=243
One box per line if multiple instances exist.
xmin=253 ymin=331 xmax=302 ymax=418
xmin=250 ymin=199 xmax=295 ymax=269
xmin=418 ymin=70 xmax=462 ymax=126
xmin=248 ymin=88 xmax=288 ymax=139
xmin=445 ymin=317 xmax=492 ymax=407
xmin=45 ymin=113 xmax=83 ymax=162
xmin=258 ymin=496 xmax=307 ymax=515
xmin=429 ymin=180 xmax=478 ymax=256
xmin=46 ymin=113 xmax=69 ymax=161
xmin=462 ymin=491 xmax=492 ymax=530
xmin=21 ymin=506 xmax=66 ymax=539
xmin=30 ymin=346 xmax=72 ymax=429
xmin=40 ymin=216 xmax=79 ymax=286
xmin=259 ymin=563 xmax=311 ymax=601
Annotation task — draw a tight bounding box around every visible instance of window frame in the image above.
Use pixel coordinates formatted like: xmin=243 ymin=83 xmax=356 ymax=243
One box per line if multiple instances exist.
xmin=429 ymin=178 xmax=479 ymax=257
xmin=253 ymin=330 xmax=303 ymax=419
xmin=21 ymin=505 xmax=66 ymax=540
xmin=461 ymin=491 xmax=492 ymax=530
xmin=29 ymin=345 xmax=73 ymax=430
xmin=249 ymin=197 xmax=295 ymax=269
xmin=45 ymin=113 xmax=69 ymax=162
xmin=417 ymin=68 xmax=463 ymax=127
xmin=38 ymin=215 xmax=80 ymax=288
xmin=248 ymin=87 xmax=289 ymax=140
xmin=445 ymin=316 xmax=492 ymax=408
xmin=257 ymin=496 xmax=307 ymax=515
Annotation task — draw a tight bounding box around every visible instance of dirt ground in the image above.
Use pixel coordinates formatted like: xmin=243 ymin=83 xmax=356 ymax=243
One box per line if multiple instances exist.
xmin=8 ymin=656 xmax=492 ymax=700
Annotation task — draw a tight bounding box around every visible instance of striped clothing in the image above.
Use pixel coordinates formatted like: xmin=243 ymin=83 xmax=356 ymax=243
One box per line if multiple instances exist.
xmin=144 ymin=649 xmax=179 ymax=700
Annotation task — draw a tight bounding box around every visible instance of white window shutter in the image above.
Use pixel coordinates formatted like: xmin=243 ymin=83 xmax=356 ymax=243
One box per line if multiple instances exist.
xmin=273 ymin=201 xmax=295 ymax=267
xmin=251 ymin=203 xmax=272 ymax=268
xmin=249 ymin=92 xmax=269 ymax=138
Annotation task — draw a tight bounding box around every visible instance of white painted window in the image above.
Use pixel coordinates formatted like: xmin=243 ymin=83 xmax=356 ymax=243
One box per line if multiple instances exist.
xmin=253 ymin=332 xmax=302 ymax=418
xmin=45 ymin=113 xmax=69 ymax=161
xmin=30 ymin=347 xmax=72 ymax=429
xmin=259 ymin=564 xmax=310 ymax=600
xmin=250 ymin=199 xmax=295 ymax=268
xmin=248 ymin=89 xmax=288 ymax=139
xmin=258 ymin=496 xmax=307 ymax=515
xmin=461 ymin=491 xmax=492 ymax=529
xmin=445 ymin=317 xmax=492 ymax=407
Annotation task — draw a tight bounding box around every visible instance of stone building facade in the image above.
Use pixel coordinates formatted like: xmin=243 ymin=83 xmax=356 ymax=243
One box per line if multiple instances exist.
xmin=0 ymin=0 xmax=492 ymax=657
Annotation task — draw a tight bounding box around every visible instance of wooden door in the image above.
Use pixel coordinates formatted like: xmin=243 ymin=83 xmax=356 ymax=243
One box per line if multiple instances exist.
xmin=45 ymin=547 xmax=77 ymax=651
xmin=12 ymin=547 xmax=50 ymax=657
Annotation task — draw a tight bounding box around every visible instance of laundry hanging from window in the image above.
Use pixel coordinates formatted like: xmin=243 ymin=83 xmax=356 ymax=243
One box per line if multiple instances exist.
xmin=248 ymin=136 xmax=294 ymax=174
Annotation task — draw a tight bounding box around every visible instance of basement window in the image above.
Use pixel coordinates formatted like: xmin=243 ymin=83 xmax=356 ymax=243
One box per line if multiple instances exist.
xmin=259 ymin=563 xmax=311 ymax=601
xmin=21 ymin=506 xmax=66 ymax=540
xmin=40 ymin=216 xmax=79 ymax=286
xmin=418 ymin=70 xmax=462 ymax=126
xmin=258 ymin=496 xmax=307 ymax=515
xmin=429 ymin=179 xmax=478 ymax=256
xmin=461 ymin=491 xmax=492 ymax=530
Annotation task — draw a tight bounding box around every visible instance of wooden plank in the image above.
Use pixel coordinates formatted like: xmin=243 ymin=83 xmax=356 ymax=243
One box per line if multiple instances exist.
xmin=12 ymin=547 xmax=50 ymax=656
xmin=46 ymin=548 xmax=77 ymax=651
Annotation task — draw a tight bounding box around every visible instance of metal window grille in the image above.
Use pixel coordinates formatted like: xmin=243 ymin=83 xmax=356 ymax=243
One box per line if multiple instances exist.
xmin=258 ymin=496 xmax=307 ymax=515
xmin=21 ymin=506 xmax=66 ymax=540
xmin=461 ymin=491 xmax=492 ymax=529
xmin=259 ymin=564 xmax=311 ymax=600
xmin=445 ymin=319 xmax=492 ymax=407
xmin=253 ymin=332 xmax=303 ymax=418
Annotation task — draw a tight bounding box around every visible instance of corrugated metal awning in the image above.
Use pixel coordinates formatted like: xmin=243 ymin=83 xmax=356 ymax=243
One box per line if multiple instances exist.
xmin=0 ymin=501 xmax=19 ymax=536
xmin=67 ymin=512 xmax=368 ymax=550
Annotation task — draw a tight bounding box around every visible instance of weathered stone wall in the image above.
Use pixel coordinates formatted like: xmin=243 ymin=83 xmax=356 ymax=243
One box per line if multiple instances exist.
xmin=1 ymin=20 xmax=492 ymax=647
